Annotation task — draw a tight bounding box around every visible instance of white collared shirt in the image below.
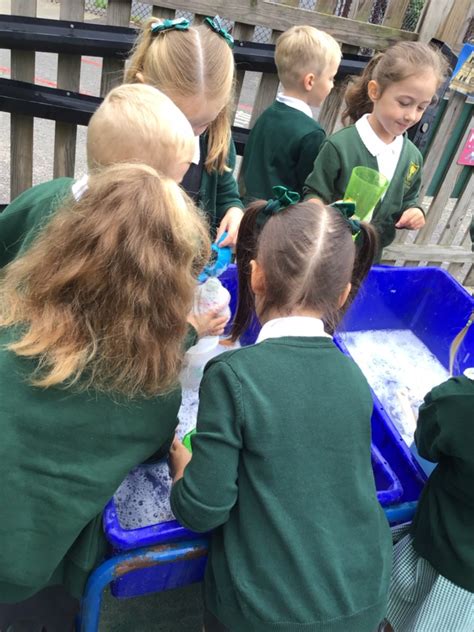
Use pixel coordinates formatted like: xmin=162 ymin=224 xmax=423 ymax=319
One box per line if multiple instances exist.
xmin=71 ymin=174 xmax=89 ymax=201
xmin=276 ymin=93 xmax=313 ymax=119
xmin=256 ymin=316 xmax=331 ymax=344
xmin=355 ymin=113 xmax=403 ymax=184
xmin=192 ymin=136 xmax=201 ymax=165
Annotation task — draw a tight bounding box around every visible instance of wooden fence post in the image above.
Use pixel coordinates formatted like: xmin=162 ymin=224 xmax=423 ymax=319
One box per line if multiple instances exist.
xmin=100 ymin=0 xmax=132 ymax=97
xmin=10 ymin=0 xmax=37 ymax=199
xmin=53 ymin=0 xmax=85 ymax=179
xmin=416 ymin=0 xmax=455 ymax=43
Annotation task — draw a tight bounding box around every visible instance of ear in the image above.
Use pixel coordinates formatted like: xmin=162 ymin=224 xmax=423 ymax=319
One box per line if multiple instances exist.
xmin=367 ymin=79 xmax=380 ymax=103
xmin=250 ymin=260 xmax=266 ymax=296
xmin=338 ymin=282 xmax=352 ymax=308
xmin=303 ymin=72 xmax=315 ymax=92
xmin=135 ymin=71 xmax=145 ymax=84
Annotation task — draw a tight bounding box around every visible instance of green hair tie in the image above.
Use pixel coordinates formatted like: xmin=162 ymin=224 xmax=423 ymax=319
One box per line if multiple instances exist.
xmin=256 ymin=186 xmax=300 ymax=227
xmin=331 ymin=201 xmax=361 ymax=236
xmin=150 ymin=18 xmax=190 ymax=35
xmin=203 ymin=16 xmax=234 ymax=48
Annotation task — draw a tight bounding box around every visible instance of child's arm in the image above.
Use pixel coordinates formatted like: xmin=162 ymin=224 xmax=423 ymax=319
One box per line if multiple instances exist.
xmin=395 ymin=154 xmax=425 ymax=230
xmin=295 ymin=129 xmax=326 ymax=194
xmin=170 ymin=360 xmax=242 ymax=532
xmin=215 ymin=140 xmax=244 ymax=248
xmin=303 ymin=140 xmax=341 ymax=205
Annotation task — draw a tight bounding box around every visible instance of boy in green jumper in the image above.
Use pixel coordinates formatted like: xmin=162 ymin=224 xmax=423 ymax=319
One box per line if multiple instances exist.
xmin=170 ymin=197 xmax=392 ymax=632
xmin=241 ymin=25 xmax=341 ymax=202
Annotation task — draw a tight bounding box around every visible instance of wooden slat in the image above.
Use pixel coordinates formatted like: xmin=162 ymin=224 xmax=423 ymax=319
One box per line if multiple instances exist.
xmin=420 ymin=92 xmax=467 ymax=199
xmin=382 ymin=0 xmax=411 ymax=29
xmin=232 ymin=22 xmax=255 ymax=120
xmin=248 ymin=0 xmax=299 ymax=129
xmin=416 ymin=115 xmax=474 ymax=245
xmin=348 ymin=0 xmax=373 ymax=23
xmin=248 ymin=27 xmax=280 ymax=129
xmin=53 ymin=0 xmax=85 ymax=179
xmin=100 ymin=0 xmax=132 ymax=97
xmin=437 ymin=174 xmax=474 ymax=247
xmin=151 ymin=6 xmax=175 ymax=19
xmin=435 ymin=0 xmax=474 ymax=51
xmin=10 ymin=0 xmax=37 ymax=199
xmin=318 ymin=80 xmax=347 ymax=135
xmin=383 ymin=243 xmax=472 ymax=264
xmin=316 ymin=0 xmax=338 ymax=14
xmin=416 ymin=0 xmax=455 ymax=42
xmin=448 ymin=228 xmax=474 ymax=281
xmin=139 ymin=0 xmax=418 ymax=49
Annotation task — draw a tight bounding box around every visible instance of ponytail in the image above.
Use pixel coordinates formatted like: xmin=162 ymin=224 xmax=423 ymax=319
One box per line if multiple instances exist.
xmin=449 ymin=309 xmax=474 ymax=376
xmin=230 ymin=201 xmax=265 ymax=342
xmin=342 ymin=53 xmax=383 ymax=126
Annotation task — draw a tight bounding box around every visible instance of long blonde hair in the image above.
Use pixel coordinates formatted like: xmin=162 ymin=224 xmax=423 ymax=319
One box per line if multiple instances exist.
xmin=0 ymin=163 xmax=211 ymax=397
xmin=125 ymin=18 xmax=235 ymax=174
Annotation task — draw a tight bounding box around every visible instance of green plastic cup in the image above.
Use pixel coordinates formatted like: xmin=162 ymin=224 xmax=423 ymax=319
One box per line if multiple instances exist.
xmin=182 ymin=428 xmax=196 ymax=453
xmin=343 ymin=167 xmax=389 ymax=222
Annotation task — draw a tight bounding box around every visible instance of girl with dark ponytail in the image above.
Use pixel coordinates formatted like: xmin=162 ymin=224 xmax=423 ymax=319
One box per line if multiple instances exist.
xmin=169 ymin=193 xmax=392 ymax=632
xmin=304 ymin=41 xmax=449 ymax=258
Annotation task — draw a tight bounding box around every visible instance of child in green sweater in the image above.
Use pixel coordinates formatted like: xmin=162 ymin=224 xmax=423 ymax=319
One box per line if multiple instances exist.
xmin=386 ymin=313 xmax=474 ymax=632
xmin=0 ymin=86 xmax=225 ymax=631
xmin=170 ymin=191 xmax=393 ymax=632
xmin=241 ymin=25 xmax=341 ymax=202
xmin=125 ymin=16 xmax=244 ymax=247
xmin=304 ymin=42 xmax=449 ymax=255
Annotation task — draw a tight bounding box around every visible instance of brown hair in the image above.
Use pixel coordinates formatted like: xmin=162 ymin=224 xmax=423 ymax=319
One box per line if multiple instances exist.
xmin=0 ymin=163 xmax=210 ymax=397
xmin=230 ymin=201 xmax=378 ymax=340
xmin=342 ymin=41 xmax=449 ymax=125
xmin=125 ymin=18 xmax=235 ymax=174
xmin=275 ymin=25 xmax=341 ymax=90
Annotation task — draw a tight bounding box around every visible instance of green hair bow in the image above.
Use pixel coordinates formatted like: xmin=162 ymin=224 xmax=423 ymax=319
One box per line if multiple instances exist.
xmin=150 ymin=18 xmax=190 ymax=35
xmin=256 ymin=186 xmax=300 ymax=227
xmin=331 ymin=201 xmax=361 ymax=236
xmin=203 ymin=16 xmax=234 ymax=48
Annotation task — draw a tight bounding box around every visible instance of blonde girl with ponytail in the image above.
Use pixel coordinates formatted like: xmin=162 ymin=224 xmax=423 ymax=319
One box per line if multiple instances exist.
xmin=125 ymin=16 xmax=244 ymax=248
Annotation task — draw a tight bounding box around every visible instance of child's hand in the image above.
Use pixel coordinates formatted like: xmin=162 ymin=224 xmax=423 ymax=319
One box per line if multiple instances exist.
xmin=169 ymin=436 xmax=192 ymax=482
xmin=188 ymin=306 xmax=229 ymax=338
xmin=395 ymin=208 xmax=425 ymax=230
xmin=216 ymin=207 xmax=244 ymax=249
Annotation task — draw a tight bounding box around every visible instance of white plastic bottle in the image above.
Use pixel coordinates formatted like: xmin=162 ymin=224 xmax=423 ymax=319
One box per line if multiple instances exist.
xmin=181 ymin=277 xmax=231 ymax=390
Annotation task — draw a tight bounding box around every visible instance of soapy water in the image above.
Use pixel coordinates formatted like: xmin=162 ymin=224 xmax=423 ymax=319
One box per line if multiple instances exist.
xmin=115 ymin=344 xmax=232 ymax=530
xmin=339 ymin=329 xmax=449 ymax=446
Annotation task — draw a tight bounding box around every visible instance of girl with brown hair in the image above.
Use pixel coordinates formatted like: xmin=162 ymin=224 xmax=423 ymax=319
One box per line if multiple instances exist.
xmin=125 ymin=16 xmax=244 ymax=248
xmin=168 ymin=192 xmax=393 ymax=632
xmin=304 ymin=42 xmax=449 ymax=258
xmin=0 ymin=162 xmax=219 ymax=628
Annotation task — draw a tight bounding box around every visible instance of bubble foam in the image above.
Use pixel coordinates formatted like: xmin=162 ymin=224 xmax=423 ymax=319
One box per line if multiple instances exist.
xmin=339 ymin=329 xmax=449 ymax=445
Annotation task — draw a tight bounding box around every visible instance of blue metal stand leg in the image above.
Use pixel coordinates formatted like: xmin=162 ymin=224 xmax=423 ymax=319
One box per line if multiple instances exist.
xmin=77 ymin=538 xmax=208 ymax=632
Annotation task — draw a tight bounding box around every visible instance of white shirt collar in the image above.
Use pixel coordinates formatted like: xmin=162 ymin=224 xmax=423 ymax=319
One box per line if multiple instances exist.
xmin=355 ymin=113 xmax=403 ymax=158
xmin=276 ymin=93 xmax=313 ymax=119
xmin=192 ymin=136 xmax=201 ymax=165
xmin=256 ymin=316 xmax=331 ymax=344
xmin=71 ymin=174 xmax=89 ymax=201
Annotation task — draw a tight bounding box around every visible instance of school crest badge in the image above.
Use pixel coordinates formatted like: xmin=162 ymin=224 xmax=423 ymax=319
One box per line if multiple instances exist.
xmin=405 ymin=162 xmax=420 ymax=187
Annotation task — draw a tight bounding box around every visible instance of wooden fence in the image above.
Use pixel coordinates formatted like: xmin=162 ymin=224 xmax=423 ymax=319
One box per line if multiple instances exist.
xmin=1 ymin=0 xmax=473 ymax=285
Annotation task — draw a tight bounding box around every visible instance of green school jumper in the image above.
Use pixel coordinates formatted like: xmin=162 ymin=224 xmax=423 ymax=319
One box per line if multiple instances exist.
xmin=199 ymin=136 xmax=244 ymax=233
xmin=304 ymin=125 xmax=423 ymax=252
xmin=0 ymin=325 xmax=196 ymax=602
xmin=0 ymin=178 xmax=73 ymax=268
xmin=171 ymin=338 xmax=392 ymax=632
xmin=241 ymin=101 xmax=326 ymax=203
xmin=411 ymin=376 xmax=474 ymax=592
